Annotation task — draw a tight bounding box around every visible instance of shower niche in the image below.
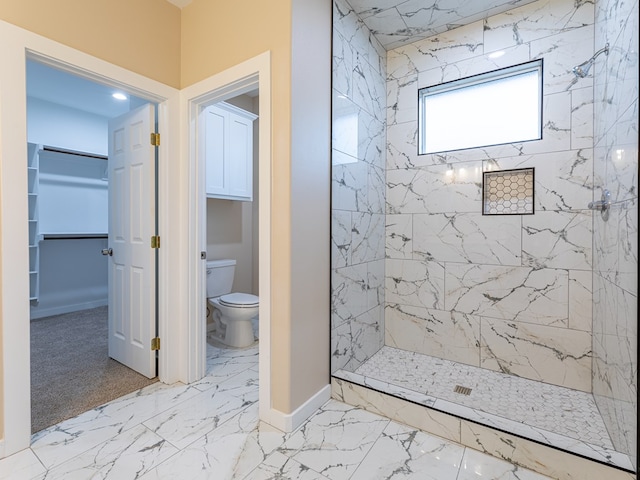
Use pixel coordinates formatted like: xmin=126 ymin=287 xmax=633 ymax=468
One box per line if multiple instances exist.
xmin=331 ymin=0 xmax=637 ymax=476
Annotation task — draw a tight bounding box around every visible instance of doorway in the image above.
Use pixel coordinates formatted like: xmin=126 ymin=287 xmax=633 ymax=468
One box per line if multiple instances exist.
xmin=181 ymin=52 xmax=274 ymax=426
xmin=26 ymin=59 xmax=159 ymax=433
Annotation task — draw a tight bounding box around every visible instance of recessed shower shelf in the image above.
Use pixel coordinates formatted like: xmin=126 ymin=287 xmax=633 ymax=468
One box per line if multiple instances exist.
xmin=482 ymin=167 xmax=534 ymax=215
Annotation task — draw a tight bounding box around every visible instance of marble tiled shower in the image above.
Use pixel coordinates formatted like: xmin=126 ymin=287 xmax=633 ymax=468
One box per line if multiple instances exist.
xmin=331 ymin=0 xmax=637 ymax=475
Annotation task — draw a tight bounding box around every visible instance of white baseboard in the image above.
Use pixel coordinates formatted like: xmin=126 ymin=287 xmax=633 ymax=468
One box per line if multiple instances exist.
xmin=29 ymin=299 xmax=108 ymax=320
xmin=264 ymin=384 xmax=331 ymax=432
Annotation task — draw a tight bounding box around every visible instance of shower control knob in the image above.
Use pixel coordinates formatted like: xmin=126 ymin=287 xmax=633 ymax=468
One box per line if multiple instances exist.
xmin=101 ymin=248 xmax=113 ymax=256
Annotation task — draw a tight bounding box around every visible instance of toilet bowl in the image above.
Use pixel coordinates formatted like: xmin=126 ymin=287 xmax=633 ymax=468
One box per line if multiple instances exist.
xmin=206 ymin=259 xmax=259 ymax=348
xmin=208 ymin=293 xmax=259 ymax=348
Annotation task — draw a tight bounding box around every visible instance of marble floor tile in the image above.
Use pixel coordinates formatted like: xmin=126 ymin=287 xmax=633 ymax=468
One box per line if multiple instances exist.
xmin=0 ymin=448 xmax=45 ymax=480
xmin=141 ymin=404 xmax=286 ymax=480
xmin=457 ymin=448 xmax=553 ymax=480
xmin=278 ymin=400 xmax=390 ymax=480
xmin=350 ymin=421 xmax=464 ymax=479
xmin=142 ymin=389 xmax=248 ymax=450
xmin=41 ymin=424 xmax=178 ymax=480
xmin=243 ymin=451 xmax=331 ymax=480
xmin=2 ymin=339 xmax=556 ymax=480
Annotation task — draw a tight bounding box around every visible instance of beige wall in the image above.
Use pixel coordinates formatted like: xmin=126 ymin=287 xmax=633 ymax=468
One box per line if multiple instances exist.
xmin=206 ymin=197 xmax=255 ymax=295
xmin=0 ymin=0 xmax=181 ymax=88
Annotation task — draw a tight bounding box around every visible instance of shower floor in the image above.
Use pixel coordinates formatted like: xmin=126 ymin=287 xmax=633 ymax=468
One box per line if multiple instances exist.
xmin=334 ymin=346 xmax=633 ymax=471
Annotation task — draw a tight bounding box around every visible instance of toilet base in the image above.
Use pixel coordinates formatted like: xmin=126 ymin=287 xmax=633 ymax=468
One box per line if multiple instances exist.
xmin=211 ymin=317 xmax=256 ymax=348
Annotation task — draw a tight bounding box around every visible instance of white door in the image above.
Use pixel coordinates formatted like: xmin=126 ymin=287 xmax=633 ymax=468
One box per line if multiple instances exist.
xmin=107 ymin=104 xmax=157 ymax=378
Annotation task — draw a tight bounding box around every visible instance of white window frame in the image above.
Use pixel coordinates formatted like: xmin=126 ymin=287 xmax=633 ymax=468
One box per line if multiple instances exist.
xmin=418 ymin=59 xmax=543 ymax=155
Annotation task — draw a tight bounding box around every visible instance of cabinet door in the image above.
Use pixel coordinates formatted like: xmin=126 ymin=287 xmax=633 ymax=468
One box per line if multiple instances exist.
xmin=204 ymin=106 xmax=227 ymax=197
xmin=227 ymin=114 xmax=254 ymax=201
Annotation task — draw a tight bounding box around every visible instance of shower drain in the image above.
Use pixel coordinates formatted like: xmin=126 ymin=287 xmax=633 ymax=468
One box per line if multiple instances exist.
xmin=453 ymin=385 xmax=472 ymax=396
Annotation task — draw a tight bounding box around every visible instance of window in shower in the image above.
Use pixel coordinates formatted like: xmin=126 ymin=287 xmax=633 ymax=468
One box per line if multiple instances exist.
xmin=418 ymin=59 xmax=543 ymax=154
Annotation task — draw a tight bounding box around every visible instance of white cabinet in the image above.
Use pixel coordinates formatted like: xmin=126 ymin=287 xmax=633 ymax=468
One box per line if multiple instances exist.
xmin=203 ymin=102 xmax=257 ymax=201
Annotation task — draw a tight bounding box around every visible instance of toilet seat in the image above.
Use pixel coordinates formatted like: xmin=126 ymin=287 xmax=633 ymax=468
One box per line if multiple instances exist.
xmin=219 ymin=293 xmax=259 ymax=308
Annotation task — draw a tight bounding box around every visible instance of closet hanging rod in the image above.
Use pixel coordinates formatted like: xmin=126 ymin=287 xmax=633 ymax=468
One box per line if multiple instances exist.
xmin=42 ymin=233 xmax=108 ymax=240
xmin=41 ymin=145 xmax=107 ymax=160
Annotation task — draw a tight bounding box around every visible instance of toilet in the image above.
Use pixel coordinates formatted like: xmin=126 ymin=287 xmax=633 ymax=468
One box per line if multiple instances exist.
xmin=206 ymin=259 xmax=259 ymax=348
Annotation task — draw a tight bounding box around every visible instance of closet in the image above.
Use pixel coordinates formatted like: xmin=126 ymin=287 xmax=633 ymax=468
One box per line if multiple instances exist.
xmin=28 ymin=143 xmax=109 ymax=319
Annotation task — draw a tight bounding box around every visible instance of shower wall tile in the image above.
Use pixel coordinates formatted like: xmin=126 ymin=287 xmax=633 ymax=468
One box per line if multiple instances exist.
xmin=385 ymin=214 xmax=412 ymax=259
xmin=366 ymin=259 xmax=385 ymax=310
xmin=333 ymin=95 xmax=386 ymax=169
xmin=483 ymin=0 xmax=594 ymax=53
xmin=386 ymin=162 xmax=483 ymax=214
xmin=522 ymin=211 xmax=593 ymax=270
xmin=568 ymin=270 xmax=592 ymax=333
xmin=332 ymin=161 xmax=368 ymax=212
xmin=385 ymin=304 xmax=481 ymax=367
xmin=529 ymin=26 xmax=595 ymax=95
xmin=333 ymin=30 xmax=353 ymax=98
xmin=385 ymin=121 xmax=419 ymax=170
xmin=445 ymin=264 xmax=569 ymax=327
xmin=332 ymin=210 xmax=352 ymax=269
xmin=332 ymin=321 xmax=353 ymax=373
xmin=519 ymin=91 xmax=573 ymax=155
xmin=387 ymin=21 xmax=484 ymax=80
xmin=413 ymin=213 xmax=521 ymax=266
xmin=480 ymin=318 xmax=592 ymax=391
xmin=386 ymin=73 xmax=417 ymax=126
xmin=385 ymin=258 xmax=445 ymax=310
xmin=417 ymin=44 xmax=531 ymax=92
xmin=333 ymin=0 xmax=383 ymax=74
xmin=332 ymin=306 xmax=385 ymax=373
xmin=366 ymin=165 xmax=386 ymax=213
xmin=571 ymin=87 xmax=594 ymax=150
xmin=352 ymin=56 xmax=387 ymax=121
xmin=331 ymin=0 xmax=387 ymax=375
xmin=351 ymin=213 xmax=385 ymax=264
xmin=487 ymin=149 xmax=594 ymax=212
xmin=332 ymin=264 xmax=369 ymax=329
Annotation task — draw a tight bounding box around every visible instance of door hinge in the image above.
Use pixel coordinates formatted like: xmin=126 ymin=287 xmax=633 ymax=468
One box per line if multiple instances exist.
xmin=151 ymin=337 xmax=160 ymax=351
xmin=151 ymin=235 xmax=160 ymax=249
xmin=150 ymin=132 xmax=160 ymax=146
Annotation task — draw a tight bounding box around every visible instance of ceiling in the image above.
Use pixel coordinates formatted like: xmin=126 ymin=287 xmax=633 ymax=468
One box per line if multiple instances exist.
xmin=26 ymin=60 xmax=147 ymax=119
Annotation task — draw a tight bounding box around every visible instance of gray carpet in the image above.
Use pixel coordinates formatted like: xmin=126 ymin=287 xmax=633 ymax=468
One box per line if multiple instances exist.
xmin=30 ymin=306 xmax=158 ymax=434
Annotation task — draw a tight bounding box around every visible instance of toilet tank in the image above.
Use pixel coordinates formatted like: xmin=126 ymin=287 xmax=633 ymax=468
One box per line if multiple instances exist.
xmin=206 ymin=259 xmax=236 ymax=298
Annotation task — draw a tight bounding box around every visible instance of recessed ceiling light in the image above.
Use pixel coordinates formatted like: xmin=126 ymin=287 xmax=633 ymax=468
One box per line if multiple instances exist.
xmin=112 ymin=92 xmax=127 ymax=101
xmin=488 ymin=50 xmax=505 ymax=59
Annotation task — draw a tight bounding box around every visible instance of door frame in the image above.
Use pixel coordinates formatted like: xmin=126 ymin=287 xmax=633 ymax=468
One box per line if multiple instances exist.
xmin=0 ymin=20 xmax=181 ymax=456
xmin=180 ymin=51 xmax=273 ymax=422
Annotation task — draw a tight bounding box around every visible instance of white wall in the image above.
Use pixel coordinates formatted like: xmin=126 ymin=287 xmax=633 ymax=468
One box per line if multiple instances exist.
xmin=27 ymin=97 xmax=108 ymax=155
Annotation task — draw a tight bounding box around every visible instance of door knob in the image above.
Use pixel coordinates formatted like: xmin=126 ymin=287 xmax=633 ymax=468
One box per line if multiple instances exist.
xmin=101 ymin=248 xmax=113 ymax=256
